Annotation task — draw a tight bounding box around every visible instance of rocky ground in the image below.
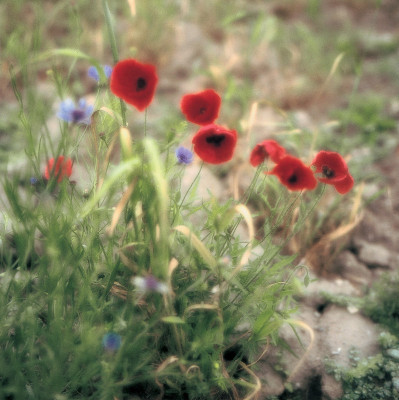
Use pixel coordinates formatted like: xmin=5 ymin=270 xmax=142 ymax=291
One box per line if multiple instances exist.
xmin=1 ymin=1 xmax=398 ymax=398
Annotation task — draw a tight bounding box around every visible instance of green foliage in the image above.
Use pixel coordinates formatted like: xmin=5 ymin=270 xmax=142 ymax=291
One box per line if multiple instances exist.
xmin=325 ymin=336 xmax=399 ymax=400
xmin=0 ymin=136 xmax=304 ymax=399
xmin=332 ymin=94 xmax=396 ymax=146
xmin=362 ymin=272 xmax=399 ymax=336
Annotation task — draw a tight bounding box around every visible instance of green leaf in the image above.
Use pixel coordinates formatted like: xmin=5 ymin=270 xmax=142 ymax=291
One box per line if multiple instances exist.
xmin=80 ymin=158 xmax=140 ymax=218
xmin=33 ymin=48 xmax=102 ymax=71
xmin=161 ymin=316 xmax=186 ymax=324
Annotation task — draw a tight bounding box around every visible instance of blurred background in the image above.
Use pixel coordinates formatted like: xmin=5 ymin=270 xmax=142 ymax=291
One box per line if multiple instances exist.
xmin=1 ymin=0 xmax=398 ymax=257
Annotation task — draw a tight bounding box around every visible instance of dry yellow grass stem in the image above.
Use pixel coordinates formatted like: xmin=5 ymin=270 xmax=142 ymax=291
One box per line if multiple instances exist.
xmin=240 ymin=361 xmax=262 ymax=400
xmin=90 ymin=107 xmax=122 ymax=189
xmin=155 ymin=356 xmax=180 ymax=400
xmin=231 ymin=204 xmax=254 ymax=276
xmin=127 ymin=0 xmax=136 ymax=16
xmin=110 ymin=282 xmax=128 ymax=300
xmin=286 ymin=319 xmax=315 ymax=383
xmin=107 ymin=178 xmax=136 ymax=236
xmin=173 ymin=225 xmax=217 ymax=270
xmin=246 ymin=337 xmax=270 ymax=368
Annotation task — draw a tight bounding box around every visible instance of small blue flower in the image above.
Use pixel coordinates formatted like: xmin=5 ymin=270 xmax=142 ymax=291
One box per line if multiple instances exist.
xmin=57 ymin=98 xmax=93 ymax=125
xmin=30 ymin=177 xmax=38 ymax=185
xmin=103 ymin=65 xmax=113 ymax=79
xmin=102 ymin=332 xmax=122 ymax=352
xmin=88 ymin=65 xmax=113 ymax=82
xmin=88 ymin=66 xmax=100 ymax=82
xmin=175 ymin=146 xmax=193 ymax=165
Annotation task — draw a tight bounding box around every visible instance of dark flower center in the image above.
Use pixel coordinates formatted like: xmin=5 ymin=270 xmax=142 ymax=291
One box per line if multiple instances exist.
xmin=71 ymin=109 xmax=86 ymax=123
xmin=136 ymin=77 xmax=147 ymax=91
xmin=206 ymin=134 xmax=226 ymax=147
xmin=259 ymin=146 xmax=269 ymax=158
xmin=288 ymin=174 xmax=297 ymax=183
xmin=199 ymin=107 xmax=206 ymax=114
xmin=322 ymin=165 xmax=335 ymax=179
xmin=179 ymin=154 xmax=189 ymax=163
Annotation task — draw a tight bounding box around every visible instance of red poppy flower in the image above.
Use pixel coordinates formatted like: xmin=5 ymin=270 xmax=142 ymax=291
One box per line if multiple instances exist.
xmin=250 ymin=140 xmax=286 ymax=166
xmin=44 ymin=156 xmax=73 ymax=183
xmin=110 ymin=59 xmax=158 ymax=111
xmin=269 ymin=155 xmax=317 ymax=191
xmin=180 ymin=89 xmax=221 ymax=125
xmin=334 ymin=173 xmax=354 ymax=194
xmin=192 ymin=124 xmax=237 ymax=164
xmin=311 ymin=150 xmax=354 ymax=194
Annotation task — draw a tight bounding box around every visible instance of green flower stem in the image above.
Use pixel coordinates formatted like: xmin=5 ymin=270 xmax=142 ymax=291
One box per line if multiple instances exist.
xmin=102 ymin=0 xmax=127 ymax=127
xmin=248 ymin=185 xmax=326 ymax=289
xmin=171 ymin=163 xmax=203 ymax=226
xmin=219 ymin=164 xmax=264 ymax=256
xmin=144 ymin=108 xmax=148 ymax=137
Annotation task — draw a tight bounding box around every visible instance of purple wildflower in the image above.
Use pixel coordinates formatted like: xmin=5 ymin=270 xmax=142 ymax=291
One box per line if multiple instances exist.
xmin=102 ymin=332 xmax=122 ymax=352
xmin=88 ymin=66 xmax=100 ymax=81
xmin=175 ymin=146 xmax=194 ymax=165
xmin=88 ymin=65 xmax=113 ymax=82
xmin=57 ymin=98 xmax=93 ymax=125
xmin=103 ymin=65 xmax=113 ymax=79
xmin=132 ymin=275 xmax=169 ymax=294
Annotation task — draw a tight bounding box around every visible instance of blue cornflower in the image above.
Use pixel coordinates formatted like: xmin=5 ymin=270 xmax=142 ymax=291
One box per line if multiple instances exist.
xmin=175 ymin=146 xmax=193 ymax=165
xmin=88 ymin=66 xmax=100 ymax=81
xmin=102 ymin=332 xmax=122 ymax=352
xmin=103 ymin=65 xmax=113 ymax=79
xmin=30 ymin=177 xmax=38 ymax=185
xmin=88 ymin=65 xmax=113 ymax=82
xmin=57 ymin=98 xmax=93 ymax=125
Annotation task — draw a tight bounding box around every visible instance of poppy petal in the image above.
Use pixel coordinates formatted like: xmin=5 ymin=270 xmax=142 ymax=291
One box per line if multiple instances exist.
xmin=269 ymin=155 xmax=317 ymax=191
xmin=44 ymin=156 xmax=73 ymax=183
xmin=110 ymin=59 xmax=158 ymax=111
xmin=44 ymin=158 xmax=55 ymax=181
xmin=250 ymin=140 xmax=286 ymax=166
xmin=333 ymin=173 xmax=354 ymax=194
xmin=181 ymin=89 xmax=221 ymax=125
xmin=192 ymin=124 xmax=237 ymax=164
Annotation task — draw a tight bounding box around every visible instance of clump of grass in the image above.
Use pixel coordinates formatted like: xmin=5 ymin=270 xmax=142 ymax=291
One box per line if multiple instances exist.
xmin=362 ymin=272 xmax=399 ymax=336
xmin=332 ymin=93 xmax=397 ymax=146
xmin=0 ymin=2 xmax=359 ymax=399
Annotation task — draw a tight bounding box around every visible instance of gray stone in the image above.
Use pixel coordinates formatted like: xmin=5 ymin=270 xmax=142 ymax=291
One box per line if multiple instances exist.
xmin=259 ymin=299 xmax=381 ymax=399
xmin=300 ymin=272 xmax=360 ymax=309
xmin=386 ymin=348 xmax=399 ymax=361
xmin=319 ymin=305 xmax=381 ymax=369
xmin=258 ymin=363 xmax=285 ymax=397
xmin=355 ymin=239 xmax=392 ymax=269
xmin=322 ymin=372 xmax=343 ymax=400
xmin=334 ymin=250 xmax=372 ymax=285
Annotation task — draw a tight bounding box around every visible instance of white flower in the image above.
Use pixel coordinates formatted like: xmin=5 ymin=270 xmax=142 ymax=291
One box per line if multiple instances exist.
xmin=132 ymin=275 xmax=169 ymax=294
